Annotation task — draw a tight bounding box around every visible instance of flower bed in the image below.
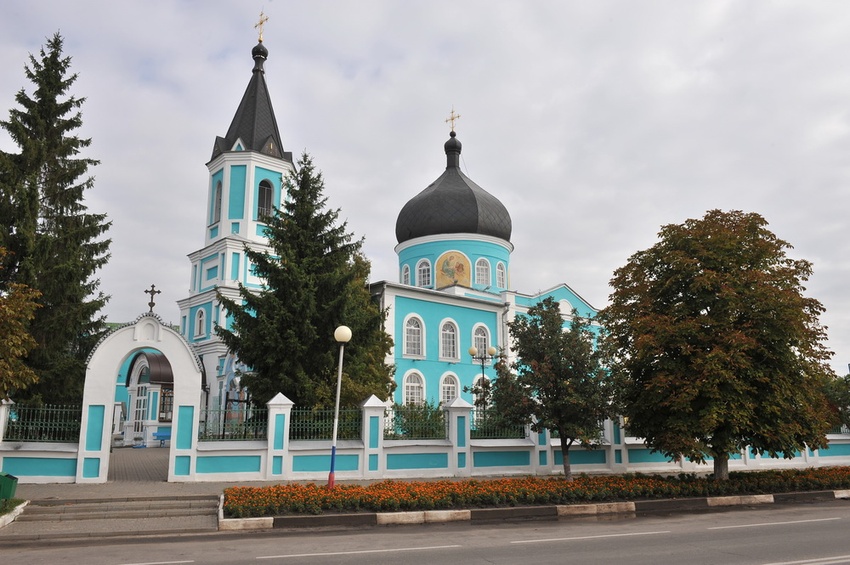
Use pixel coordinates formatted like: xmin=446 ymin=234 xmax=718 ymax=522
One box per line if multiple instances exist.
xmin=223 ymin=467 xmax=850 ymax=518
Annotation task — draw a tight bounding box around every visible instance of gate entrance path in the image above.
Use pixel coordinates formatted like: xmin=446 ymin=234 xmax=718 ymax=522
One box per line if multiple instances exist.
xmin=107 ymin=446 xmax=169 ymax=482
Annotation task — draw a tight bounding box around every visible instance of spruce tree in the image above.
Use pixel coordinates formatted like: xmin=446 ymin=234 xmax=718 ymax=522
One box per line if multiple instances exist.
xmin=0 ymin=33 xmax=111 ymax=404
xmin=216 ymin=152 xmax=394 ymax=407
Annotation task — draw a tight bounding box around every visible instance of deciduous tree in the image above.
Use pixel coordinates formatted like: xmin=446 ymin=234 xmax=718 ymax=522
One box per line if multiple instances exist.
xmin=599 ymin=209 xmax=835 ymax=480
xmin=0 ymin=248 xmax=41 ymax=398
xmin=506 ymin=297 xmax=617 ymax=480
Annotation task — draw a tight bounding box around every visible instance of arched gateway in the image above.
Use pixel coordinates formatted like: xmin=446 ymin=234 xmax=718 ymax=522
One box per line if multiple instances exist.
xmin=79 ymin=313 xmax=203 ymax=483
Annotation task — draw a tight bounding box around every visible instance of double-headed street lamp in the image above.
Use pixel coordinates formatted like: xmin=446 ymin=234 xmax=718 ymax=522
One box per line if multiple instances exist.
xmin=328 ymin=325 xmax=352 ymax=489
xmin=469 ymin=345 xmax=499 ymax=381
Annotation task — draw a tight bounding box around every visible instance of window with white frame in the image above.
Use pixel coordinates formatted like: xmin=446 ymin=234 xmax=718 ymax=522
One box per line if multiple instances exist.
xmin=401 ymin=264 xmax=410 ymax=285
xmin=440 ymin=321 xmax=458 ymax=359
xmin=257 ymin=179 xmax=273 ymax=219
xmin=195 ymin=310 xmax=206 ymax=338
xmin=404 ymin=372 xmax=424 ymax=405
xmin=212 ymin=180 xmax=222 ymax=224
xmin=473 ymin=326 xmax=489 ymax=357
xmin=417 ymin=259 xmax=431 ymax=287
xmin=404 ymin=317 xmax=423 ymax=356
xmin=441 ymin=374 xmax=459 ymax=405
xmin=475 ymin=258 xmax=490 ymax=286
xmin=496 ymin=262 xmax=506 ymax=288
xmin=473 ymin=375 xmax=490 ymax=410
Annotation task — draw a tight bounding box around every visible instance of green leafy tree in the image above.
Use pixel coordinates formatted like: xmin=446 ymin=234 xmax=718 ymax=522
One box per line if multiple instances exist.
xmin=0 ymin=33 xmax=111 ymax=403
xmin=216 ymin=152 xmax=394 ymax=407
xmin=824 ymin=373 xmax=850 ymax=430
xmin=0 ymin=248 xmax=41 ymax=398
xmin=599 ymin=209 xmax=835 ymax=480
xmin=506 ymin=297 xmax=618 ymax=480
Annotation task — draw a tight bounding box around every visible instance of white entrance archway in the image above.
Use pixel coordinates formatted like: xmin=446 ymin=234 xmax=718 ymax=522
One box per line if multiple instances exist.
xmin=77 ymin=313 xmax=203 ymax=483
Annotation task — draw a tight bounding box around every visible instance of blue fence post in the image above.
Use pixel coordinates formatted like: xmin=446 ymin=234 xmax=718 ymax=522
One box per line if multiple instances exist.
xmin=266 ymin=392 xmax=294 ymax=479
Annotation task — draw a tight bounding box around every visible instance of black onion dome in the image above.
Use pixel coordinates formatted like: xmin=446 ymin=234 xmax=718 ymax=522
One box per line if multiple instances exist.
xmin=395 ymin=132 xmax=512 ymax=244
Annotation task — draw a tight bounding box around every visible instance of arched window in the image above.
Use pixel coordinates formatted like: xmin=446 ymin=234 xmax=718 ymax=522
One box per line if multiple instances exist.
xmin=257 ymin=179 xmax=273 ymax=219
xmin=195 ymin=310 xmax=206 ymax=338
xmin=440 ymin=321 xmax=458 ymax=360
xmin=404 ymin=317 xmax=423 ymax=356
xmin=404 ymin=372 xmax=424 ymax=406
xmin=441 ymin=374 xmax=459 ymax=405
xmin=496 ymin=262 xmax=506 ymax=288
xmin=417 ymin=260 xmax=431 ymax=287
xmin=473 ymin=326 xmax=489 ymax=357
xmin=473 ymin=375 xmax=491 ymax=410
xmin=212 ymin=180 xmax=222 ymax=224
xmin=401 ymin=264 xmax=411 ymax=285
xmin=475 ymin=258 xmax=490 ymax=286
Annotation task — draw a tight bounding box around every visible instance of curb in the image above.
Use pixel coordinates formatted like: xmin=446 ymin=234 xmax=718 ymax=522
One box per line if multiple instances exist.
xmin=218 ymin=489 xmax=850 ymax=531
xmin=0 ymin=501 xmax=28 ymax=529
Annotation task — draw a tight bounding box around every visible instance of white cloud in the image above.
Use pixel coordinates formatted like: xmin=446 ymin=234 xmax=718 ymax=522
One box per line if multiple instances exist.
xmin=0 ymin=0 xmax=847 ymax=373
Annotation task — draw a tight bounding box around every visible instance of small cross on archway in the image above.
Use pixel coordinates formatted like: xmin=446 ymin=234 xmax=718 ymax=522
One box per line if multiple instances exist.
xmin=144 ymin=284 xmax=161 ymax=313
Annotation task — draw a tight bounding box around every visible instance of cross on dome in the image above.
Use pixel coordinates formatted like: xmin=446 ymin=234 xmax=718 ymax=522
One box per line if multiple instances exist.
xmin=255 ymin=10 xmax=269 ymax=42
xmin=445 ymin=106 xmax=461 ymax=132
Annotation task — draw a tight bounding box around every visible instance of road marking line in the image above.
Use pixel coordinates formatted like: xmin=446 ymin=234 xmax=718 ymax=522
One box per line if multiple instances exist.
xmin=122 ymin=561 xmax=195 ymax=565
xmin=511 ymin=530 xmax=671 ymax=544
xmin=256 ymin=545 xmax=461 ymax=559
xmin=708 ymin=517 xmax=841 ymax=530
xmin=761 ymin=555 xmax=850 ymax=565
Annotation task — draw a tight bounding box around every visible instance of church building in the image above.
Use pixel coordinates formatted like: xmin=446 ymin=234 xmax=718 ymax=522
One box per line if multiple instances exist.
xmin=168 ymin=32 xmax=599 ymax=412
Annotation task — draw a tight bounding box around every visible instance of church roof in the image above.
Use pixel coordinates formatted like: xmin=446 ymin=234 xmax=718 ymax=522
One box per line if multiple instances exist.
xmin=210 ymin=40 xmax=291 ymax=163
xmin=395 ymin=131 xmax=512 ymax=244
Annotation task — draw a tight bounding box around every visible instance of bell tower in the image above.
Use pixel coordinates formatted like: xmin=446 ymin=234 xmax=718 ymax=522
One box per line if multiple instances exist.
xmin=177 ymin=17 xmax=293 ymax=407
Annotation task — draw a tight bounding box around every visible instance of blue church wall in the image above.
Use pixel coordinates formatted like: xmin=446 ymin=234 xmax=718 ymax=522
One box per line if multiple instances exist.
xmin=394 ymin=295 xmax=500 ymax=404
xmin=398 ymin=239 xmax=511 ymax=291
xmin=228 ymin=165 xmax=246 ymax=220
xmin=198 ymin=253 xmax=220 ymax=293
xmin=187 ymin=303 xmax=212 ymax=343
xmin=515 ymin=286 xmax=597 ymax=318
xmin=255 ymin=166 xmax=283 ymax=208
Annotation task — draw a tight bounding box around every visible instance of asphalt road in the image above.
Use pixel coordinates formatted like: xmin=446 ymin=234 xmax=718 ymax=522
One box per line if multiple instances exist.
xmin=8 ymin=499 xmax=850 ymax=565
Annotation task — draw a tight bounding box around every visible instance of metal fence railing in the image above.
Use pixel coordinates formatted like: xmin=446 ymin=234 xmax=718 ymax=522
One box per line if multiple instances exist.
xmin=470 ymin=409 xmax=527 ymax=439
xmin=198 ymin=407 xmax=268 ymax=441
xmin=829 ymin=424 xmax=850 ymax=434
xmin=384 ymin=404 xmax=448 ymax=440
xmin=4 ymin=404 xmax=82 ymax=443
xmin=289 ymin=408 xmax=362 ymax=441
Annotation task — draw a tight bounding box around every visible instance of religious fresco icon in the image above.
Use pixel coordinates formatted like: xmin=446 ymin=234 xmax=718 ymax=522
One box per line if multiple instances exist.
xmin=436 ymin=251 xmax=470 ymax=288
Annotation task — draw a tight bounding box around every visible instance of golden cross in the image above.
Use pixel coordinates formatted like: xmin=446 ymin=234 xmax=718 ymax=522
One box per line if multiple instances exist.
xmin=255 ymin=10 xmax=270 ymax=42
xmin=144 ymin=284 xmax=161 ymax=313
xmin=445 ymin=106 xmax=461 ymax=132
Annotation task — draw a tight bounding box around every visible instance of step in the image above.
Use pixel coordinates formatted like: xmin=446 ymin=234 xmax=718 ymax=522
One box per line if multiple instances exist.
xmin=26 ymin=498 xmax=218 ymax=514
xmin=17 ymin=506 xmax=216 ymax=521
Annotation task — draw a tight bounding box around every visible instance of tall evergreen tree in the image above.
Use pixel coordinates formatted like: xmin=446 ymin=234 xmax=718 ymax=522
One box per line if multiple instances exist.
xmin=0 ymin=33 xmax=111 ymax=403
xmin=216 ymin=152 xmax=394 ymax=407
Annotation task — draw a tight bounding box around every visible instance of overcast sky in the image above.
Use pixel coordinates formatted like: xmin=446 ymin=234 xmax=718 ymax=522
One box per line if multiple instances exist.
xmin=1 ymin=1 xmax=848 ymax=374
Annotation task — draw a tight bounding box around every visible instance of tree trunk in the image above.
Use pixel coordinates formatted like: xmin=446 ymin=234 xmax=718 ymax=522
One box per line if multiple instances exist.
xmin=560 ymin=435 xmax=574 ymax=481
xmin=713 ymin=452 xmax=730 ymax=480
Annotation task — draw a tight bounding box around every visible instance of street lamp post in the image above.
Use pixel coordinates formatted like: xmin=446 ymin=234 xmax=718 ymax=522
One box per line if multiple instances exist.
xmin=468 ymin=345 xmax=498 ymax=410
xmin=328 ymin=325 xmax=352 ymax=489
xmin=468 ymin=345 xmax=498 ymax=380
